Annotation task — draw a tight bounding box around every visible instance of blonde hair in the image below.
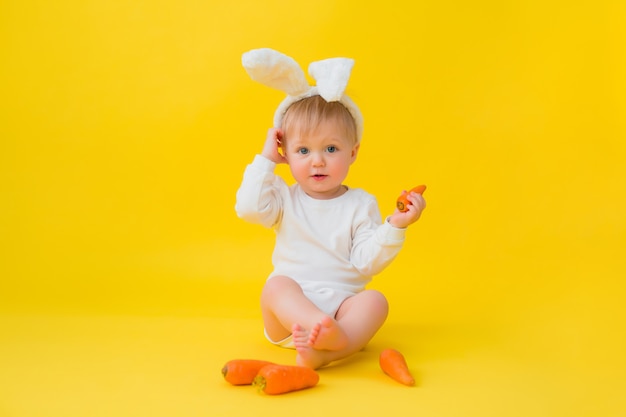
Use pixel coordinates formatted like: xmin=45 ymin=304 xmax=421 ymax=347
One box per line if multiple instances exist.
xmin=281 ymin=95 xmax=358 ymax=148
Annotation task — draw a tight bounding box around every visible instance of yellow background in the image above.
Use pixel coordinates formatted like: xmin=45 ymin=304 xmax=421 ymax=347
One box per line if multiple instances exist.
xmin=1 ymin=1 xmax=625 ymax=416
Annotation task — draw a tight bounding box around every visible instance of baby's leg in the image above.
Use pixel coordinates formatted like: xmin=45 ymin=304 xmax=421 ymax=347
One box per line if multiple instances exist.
xmin=294 ymin=290 xmax=389 ymax=369
xmin=260 ymin=275 xmax=329 ymax=343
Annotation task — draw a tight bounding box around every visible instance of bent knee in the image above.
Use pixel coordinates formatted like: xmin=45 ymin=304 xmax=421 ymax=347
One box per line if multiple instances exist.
xmin=339 ymin=289 xmax=389 ymax=320
xmin=261 ymin=275 xmax=299 ymax=300
xmin=365 ymin=290 xmax=389 ymax=316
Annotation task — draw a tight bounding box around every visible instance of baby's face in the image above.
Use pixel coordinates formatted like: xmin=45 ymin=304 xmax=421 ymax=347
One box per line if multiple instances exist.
xmin=283 ymin=120 xmax=359 ymax=200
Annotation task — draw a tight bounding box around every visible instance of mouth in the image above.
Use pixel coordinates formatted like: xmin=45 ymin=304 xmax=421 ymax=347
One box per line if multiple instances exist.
xmin=311 ymin=174 xmax=327 ymax=181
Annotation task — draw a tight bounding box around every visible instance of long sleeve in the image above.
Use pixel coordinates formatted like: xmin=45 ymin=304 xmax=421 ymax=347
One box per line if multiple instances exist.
xmin=349 ymin=199 xmax=406 ymax=276
xmin=234 ymin=154 xmax=284 ymax=228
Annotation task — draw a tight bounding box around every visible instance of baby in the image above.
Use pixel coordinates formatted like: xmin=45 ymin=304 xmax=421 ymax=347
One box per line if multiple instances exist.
xmin=235 ymin=50 xmax=426 ymax=369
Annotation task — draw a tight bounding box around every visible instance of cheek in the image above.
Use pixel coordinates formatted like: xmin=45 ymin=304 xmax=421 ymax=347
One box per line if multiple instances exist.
xmin=288 ymin=159 xmax=306 ymax=177
xmin=331 ymin=158 xmax=351 ymax=175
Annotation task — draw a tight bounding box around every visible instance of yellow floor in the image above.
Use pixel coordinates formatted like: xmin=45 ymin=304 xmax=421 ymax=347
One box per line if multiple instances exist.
xmin=2 ymin=0 xmax=626 ymax=416
xmin=0 ymin=315 xmax=622 ymax=417
xmin=2 ymin=274 xmax=625 ymax=417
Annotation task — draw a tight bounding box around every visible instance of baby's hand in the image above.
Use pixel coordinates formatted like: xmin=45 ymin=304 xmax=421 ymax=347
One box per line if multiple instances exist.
xmin=396 ymin=185 xmax=426 ymax=212
xmin=388 ymin=190 xmax=426 ymax=229
xmin=261 ymin=127 xmax=287 ymax=164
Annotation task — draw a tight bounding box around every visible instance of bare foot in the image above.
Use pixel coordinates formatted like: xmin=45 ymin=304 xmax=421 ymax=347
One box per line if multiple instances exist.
xmin=292 ymin=323 xmax=310 ymax=349
xmin=307 ymin=316 xmax=349 ymax=351
xmin=292 ymin=323 xmax=326 ymax=369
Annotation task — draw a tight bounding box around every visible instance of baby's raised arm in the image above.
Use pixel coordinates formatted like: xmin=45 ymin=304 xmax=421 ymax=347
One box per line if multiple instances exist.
xmin=261 ymin=127 xmax=287 ymax=165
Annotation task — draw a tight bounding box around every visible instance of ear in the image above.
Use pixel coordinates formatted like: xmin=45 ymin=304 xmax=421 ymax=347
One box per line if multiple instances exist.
xmin=350 ymin=143 xmax=360 ymax=164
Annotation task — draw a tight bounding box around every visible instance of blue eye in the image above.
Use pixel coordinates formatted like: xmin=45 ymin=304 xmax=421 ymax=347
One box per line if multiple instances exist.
xmin=298 ymin=148 xmax=309 ymax=155
xmin=326 ymin=146 xmax=337 ymax=153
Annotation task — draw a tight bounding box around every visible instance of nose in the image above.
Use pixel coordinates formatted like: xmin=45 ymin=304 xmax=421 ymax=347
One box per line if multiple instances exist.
xmin=311 ymin=151 xmax=325 ymax=167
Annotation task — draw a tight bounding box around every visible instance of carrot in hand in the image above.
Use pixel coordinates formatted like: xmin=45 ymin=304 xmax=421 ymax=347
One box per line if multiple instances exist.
xmin=252 ymin=364 xmax=319 ymax=395
xmin=379 ymin=348 xmax=415 ymax=386
xmin=396 ymin=185 xmax=427 ymax=212
xmin=222 ymin=359 xmax=275 ymax=385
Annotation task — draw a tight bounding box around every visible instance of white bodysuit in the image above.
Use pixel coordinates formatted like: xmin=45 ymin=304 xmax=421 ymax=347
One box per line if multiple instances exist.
xmin=235 ymin=155 xmax=407 ymax=317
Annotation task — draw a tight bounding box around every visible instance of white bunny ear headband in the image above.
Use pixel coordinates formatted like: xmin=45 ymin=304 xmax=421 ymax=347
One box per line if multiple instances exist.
xmin=241 ymin=48 xmax=364 ymax=142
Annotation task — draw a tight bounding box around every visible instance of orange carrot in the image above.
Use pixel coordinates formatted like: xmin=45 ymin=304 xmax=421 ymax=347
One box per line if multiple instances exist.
xmin=396 ymin=185 xmax=427 ymax=212
xmin=252 ymin=364 xmax=319 ymax=395
xmin=379 ymin=348 xmax=415 ymax=386
xmin=222 ymin=359 xmax=275 ymax=385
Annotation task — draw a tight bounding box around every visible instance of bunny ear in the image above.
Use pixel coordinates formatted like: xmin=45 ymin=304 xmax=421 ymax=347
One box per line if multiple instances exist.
xmin=242 ymin=49 xmax=364 ymax=142
xmin=308 ymin=58 xmax=354 ymax=102
xmin=241 ymin=48 xmax=310 ymax=96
